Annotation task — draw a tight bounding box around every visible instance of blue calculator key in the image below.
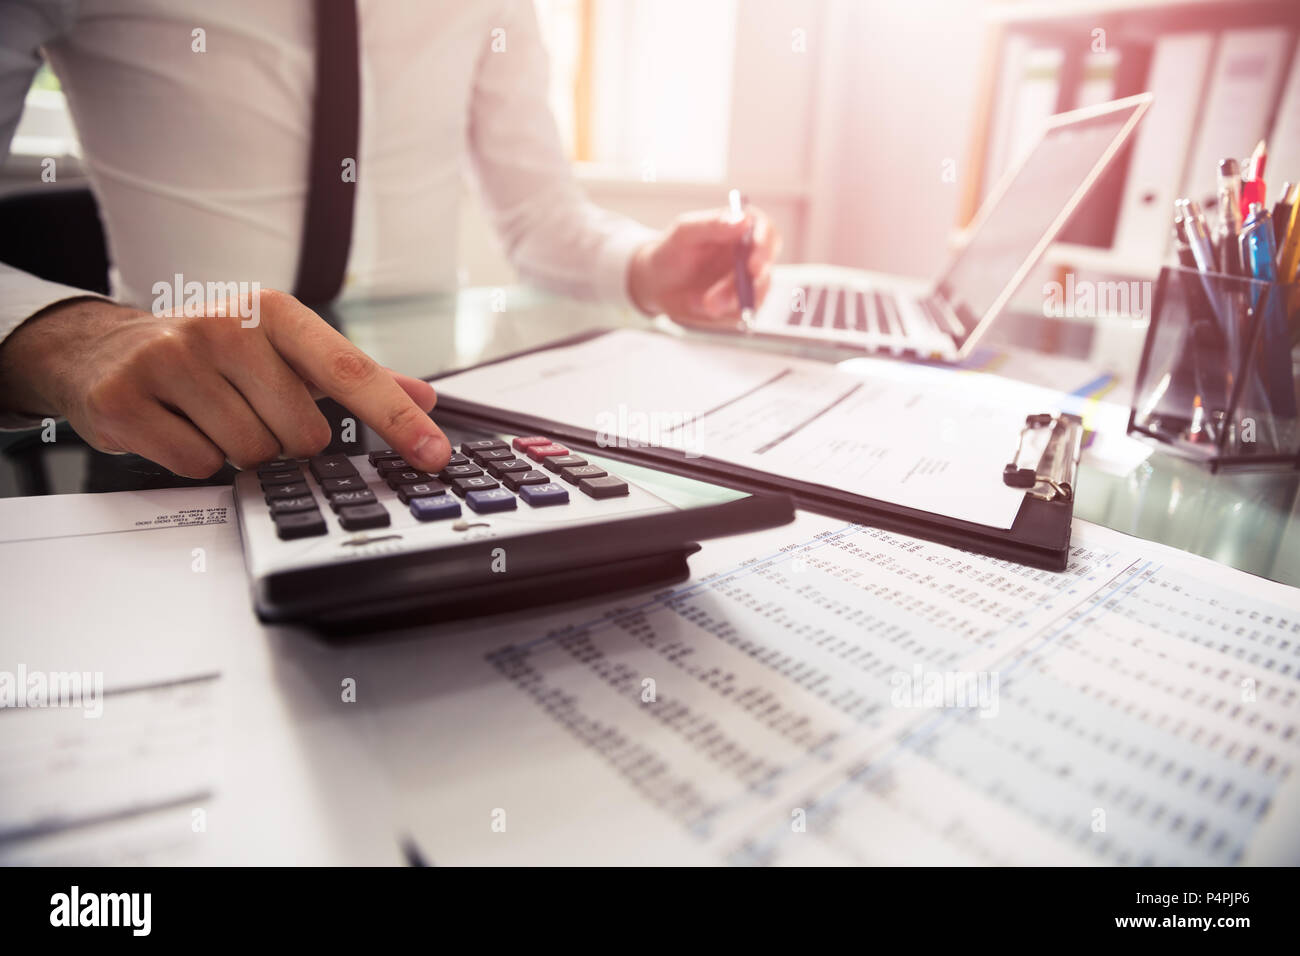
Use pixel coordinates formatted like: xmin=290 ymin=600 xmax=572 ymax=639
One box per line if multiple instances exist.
xmin=465 ymin=488 xmax=518 ymax=514
xmin=519 ymin=482 xmax=570 ymax=507
xmin=409 ymin=495 xmax=462 ymax=522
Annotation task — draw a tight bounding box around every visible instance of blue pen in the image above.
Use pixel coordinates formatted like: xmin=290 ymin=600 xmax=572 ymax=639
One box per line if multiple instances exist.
xmin=728 ymin=188 xmax=755 ymax=328
xmin=1239 ymin=201 xmax=1296 ymax=419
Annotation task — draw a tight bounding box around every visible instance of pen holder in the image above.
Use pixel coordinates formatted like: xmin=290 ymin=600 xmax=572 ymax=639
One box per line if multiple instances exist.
xmin=1128 ymin=266 xmax=1300 ymax=471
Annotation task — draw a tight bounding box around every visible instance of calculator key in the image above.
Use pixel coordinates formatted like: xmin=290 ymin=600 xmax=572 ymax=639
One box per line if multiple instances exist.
xmin=397 ymin=481 xmax=447 ymax=504
xmin=503 ymin=469 xmax=551 ymax=491
xmin=269 ymin=495 xmax=318 ymax=515
xmin=486 ymin=457 xmax=531 ymax=478
xmin=264 ymin=481 xmax=311 ymax=501
xmin=309 ymin=454 xmax=359 ymax=481
xmin=337 ymin=502 xmax=391 ymax=530
xmin=526 ymin=443 xmax=569 ymax=461
xmin=560 ymin=464 xmax=607 ymax=485
xmin=257 ymin=461 xmax=300 ymax=479
xmin=258 ymin=469 xmax=300 ymax=486
xmin=466 ymin=488 xmax=518 ymax=514
xmin=321 ymin=475 xmax=367 ymax=494
xmin=440 ymin=463 xmax=483 ymax=480
xmin=376 ymin=457 xmax=413 ymax=475
xmin=451 ymin=475 xmax=500 ymax=496
xmin=447 ymin=453 xmax=472 ymax=467
xmin=328 ymin=489 xmax=378 ymax=511
xmin=273 ymin=509 xmax=327 ymax=539
xmin=542 ymin=454 xmax=587 ymax=473
xmin=579 ymin=476 xmax=630 ymax=499
xmin=471 ymin=447 xmax=516 ymax=464
xmin=461 ymin=439 xmax=509 ymax=454
xmin=512 ymin=436 xmax=552 ymax=451
xmin=367 ymin=449 xmax=402 ymax=466
xmin=409 ymin=495 xmax=463 ymax=521
xmin=385 ymin=470 xmax=433 ymax=489
xmin=519 ymin=482 xmax=570 ymax=507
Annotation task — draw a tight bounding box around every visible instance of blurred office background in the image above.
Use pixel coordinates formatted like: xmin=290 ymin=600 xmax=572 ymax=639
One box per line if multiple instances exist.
xmin=4 ymin=0 xmax=1299 ymax=313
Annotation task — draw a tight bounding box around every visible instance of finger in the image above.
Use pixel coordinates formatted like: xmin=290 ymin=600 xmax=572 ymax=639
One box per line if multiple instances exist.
xmin=152 ymin=367 xmax=283 ymax=470
xmin=387 ymin=369 xmax=438 ymax=413
xmin=115 ymin=400 xmax=228 ymax=478
xmin=300 ymin=369 xmax=435 ymax=413
xmin=261 ymin=294 xmax=451 ymax=472
xmin=671 ymin=211 xmax=749 ymax=247
xmin=752 ymin=263 xmax=773 ymax=308
xmin=220 ymin=335 xmax=333 ymax=458
xmin=700 ymin=272 xmax=739 ymax=318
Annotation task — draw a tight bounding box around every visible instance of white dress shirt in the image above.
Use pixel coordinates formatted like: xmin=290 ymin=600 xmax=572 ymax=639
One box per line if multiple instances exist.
xmin=0 ymin=0 xmax=656 ymax=384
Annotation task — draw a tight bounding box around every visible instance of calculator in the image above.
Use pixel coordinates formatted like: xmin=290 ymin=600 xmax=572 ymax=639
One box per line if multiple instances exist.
xmin=234 ymin=427 xmax=794 ymax=632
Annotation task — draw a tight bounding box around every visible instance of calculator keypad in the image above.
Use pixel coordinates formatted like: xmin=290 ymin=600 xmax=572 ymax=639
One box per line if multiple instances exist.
xmin=259 ymin=435 xmax=627 ymax=540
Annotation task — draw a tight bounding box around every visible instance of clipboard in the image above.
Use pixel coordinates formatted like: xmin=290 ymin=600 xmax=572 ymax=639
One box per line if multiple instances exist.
xmin=429 ymin=330 xmax=1084 ymax=571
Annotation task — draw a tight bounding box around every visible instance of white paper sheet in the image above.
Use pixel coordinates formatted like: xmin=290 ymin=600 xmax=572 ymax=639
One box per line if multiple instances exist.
xmin=436 ymin=329 xmax=1032 ymax=529
xmin=354 ymin=513 xmax=1300 ymax=866
xmin=0 ymin=486 xmax=401 ymax=865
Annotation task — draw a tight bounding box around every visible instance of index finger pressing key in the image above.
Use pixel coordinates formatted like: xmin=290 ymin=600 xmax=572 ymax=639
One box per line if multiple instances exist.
xmin=263 ymin=296 xmax=451 ymax=472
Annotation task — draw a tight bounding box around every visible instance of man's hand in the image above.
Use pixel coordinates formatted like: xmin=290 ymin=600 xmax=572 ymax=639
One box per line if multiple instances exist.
xmin=0 ymin=291 xmax=452 ymax=478
xmin=627 ymin=205 xmax=781 ymax=329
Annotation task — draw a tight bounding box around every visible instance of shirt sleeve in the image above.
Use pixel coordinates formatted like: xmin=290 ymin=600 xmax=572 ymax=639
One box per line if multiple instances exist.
xmin=466 ymin=0 xmax=658 ymax=308
xmin=0 ymin=2 xmax=112 ymax=428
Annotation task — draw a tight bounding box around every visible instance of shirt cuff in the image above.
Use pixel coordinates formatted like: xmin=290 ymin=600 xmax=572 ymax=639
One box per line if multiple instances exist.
xmin=0 ymin=265 xmax=110 ymax=430
xmin=592 ymin=216 xmax=660 ymax=313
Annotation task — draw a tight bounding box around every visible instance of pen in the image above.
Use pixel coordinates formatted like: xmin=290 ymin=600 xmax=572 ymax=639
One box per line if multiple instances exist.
xmin=1240 ymin=139 xmax=1267 ymax=219
xmin=728 ymin=188 xmax=755 ymax=328
xmin=1239 ymin=201 xmax=1295 ymax=424
xmin=1242 ymin=202 xmax=1279 ymax=283
xmin=1174 ymin=215 xmax=1225 ymax=439
xmin=1278 ymin=182 xmax=1300 ymax=283
xmin=1272 ymin=181 xmax=1296 ymax=253
xmin=1216 ymin=159 xmax=1244 ymax=275
xmin=1175 ymin=198 xmax=1218 ymax=273
xmin=1172 ymin=215 xmax=1198 ymax=269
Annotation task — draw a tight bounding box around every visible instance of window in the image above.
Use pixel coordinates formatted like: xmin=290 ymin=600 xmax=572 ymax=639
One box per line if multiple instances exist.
xmin=535 ymin=0 xmax=738 ymax=181
xmin=9 ymin=64 xmax=81 ymax=159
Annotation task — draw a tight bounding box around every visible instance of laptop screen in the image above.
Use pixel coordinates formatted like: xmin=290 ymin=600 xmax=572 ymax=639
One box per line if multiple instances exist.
xmin=936 ymin=96 xmax=1149 ymax=350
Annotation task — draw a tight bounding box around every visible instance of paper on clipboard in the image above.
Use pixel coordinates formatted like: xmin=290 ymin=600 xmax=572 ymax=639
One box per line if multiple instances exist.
xmin=436 ymin=329 xmax=1032 ymax=529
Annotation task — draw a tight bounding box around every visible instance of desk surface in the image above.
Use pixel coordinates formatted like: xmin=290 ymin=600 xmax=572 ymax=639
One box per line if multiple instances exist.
xmin=4 ymin=282 xmax=1299 ymax=587
xmin=340 ymin=286 xmax=1300 ymax=589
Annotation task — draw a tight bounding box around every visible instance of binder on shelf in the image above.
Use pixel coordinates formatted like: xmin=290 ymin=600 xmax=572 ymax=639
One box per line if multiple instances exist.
xmin=1112 ymin=31 xmax=1214 ymax=269
xmin=428 ymin=330 xmax=1086 ymax=572
xmin=1181 ymin=28 xmax=1291 ymax=213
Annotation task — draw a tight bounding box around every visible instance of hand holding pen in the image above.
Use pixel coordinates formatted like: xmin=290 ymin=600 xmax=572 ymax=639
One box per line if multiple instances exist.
xmin=626 ymin=193 xmax=781 ymax=331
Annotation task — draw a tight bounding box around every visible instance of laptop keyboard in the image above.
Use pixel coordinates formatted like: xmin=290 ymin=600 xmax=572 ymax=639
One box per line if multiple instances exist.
xmin=784 ymin=284 xmax=953 ymax=356
xmin=258 ymin=436 xmax=630 ymax=541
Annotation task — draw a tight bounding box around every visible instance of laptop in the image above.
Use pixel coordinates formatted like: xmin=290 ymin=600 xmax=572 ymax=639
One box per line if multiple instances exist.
xmin=745 ymin=94 xmax=1153 ymax=362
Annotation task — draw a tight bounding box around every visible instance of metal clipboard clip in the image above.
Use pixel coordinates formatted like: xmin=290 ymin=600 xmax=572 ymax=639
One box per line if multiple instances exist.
xmin=1002 ymin=413 xmax=1084 ymax=503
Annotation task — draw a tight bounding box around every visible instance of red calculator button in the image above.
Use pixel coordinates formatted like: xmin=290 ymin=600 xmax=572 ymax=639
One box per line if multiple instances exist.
xmin=512 ymin=436 xmax=553 ymax=451
xmin=526 ymin=443 xmax=569 ymax=461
